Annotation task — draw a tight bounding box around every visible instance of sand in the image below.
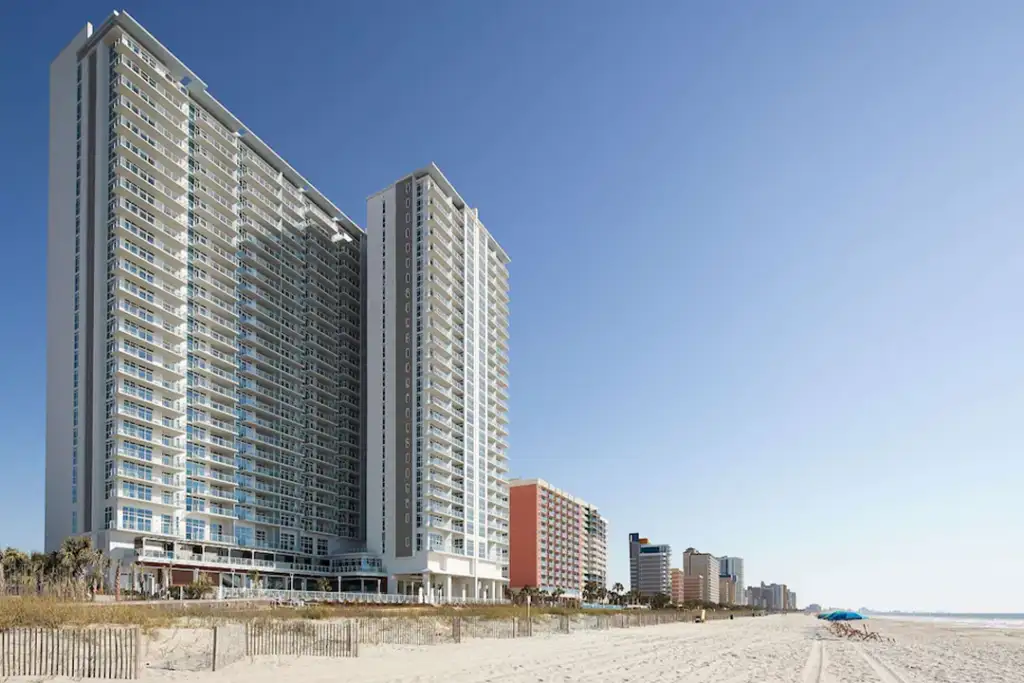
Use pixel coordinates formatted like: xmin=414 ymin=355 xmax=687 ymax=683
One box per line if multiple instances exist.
xmin=112 ymin=614 xmax=1024 ymax=682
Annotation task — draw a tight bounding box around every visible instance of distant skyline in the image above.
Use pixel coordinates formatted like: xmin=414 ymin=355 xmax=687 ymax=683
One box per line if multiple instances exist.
xmin=2 ymin=0 xmax=1023 ymax=612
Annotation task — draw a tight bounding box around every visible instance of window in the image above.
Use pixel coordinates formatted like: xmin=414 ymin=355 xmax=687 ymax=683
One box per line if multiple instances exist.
xmin=185 ymin=518 xmax=206 ymax=540
xmin=316 ymin=539 xmax=328 ymax=556
xmin=121 ymin=481 xmax=152 ymax=501
xmin=121 ymin=506 xmax=153 ymax=531
xmin=301 ymin=536 xmax=313 ymax=554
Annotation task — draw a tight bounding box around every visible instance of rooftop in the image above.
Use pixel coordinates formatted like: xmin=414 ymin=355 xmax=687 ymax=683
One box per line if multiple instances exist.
xmin=76 ymin=10 xmax=363 ymax=239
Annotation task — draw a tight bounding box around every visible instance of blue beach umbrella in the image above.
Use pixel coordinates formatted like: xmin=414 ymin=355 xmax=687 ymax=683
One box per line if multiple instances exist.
xmin=826 ymin=611 xmax=865 ymax=621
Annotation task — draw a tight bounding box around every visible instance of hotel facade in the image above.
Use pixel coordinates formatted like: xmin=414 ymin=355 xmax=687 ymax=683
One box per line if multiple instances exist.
xmin=628 ymin=533 xmax=671 ymax=596
xmin=682 ymin=548 xmax=721 ymax=604
xmin=46 ymin=12 xmax=523 ymax=595
xmin=366 ymin=166 xmax=511 ymax=601
xmin=508 ymin=478 xmax=608 ymax=598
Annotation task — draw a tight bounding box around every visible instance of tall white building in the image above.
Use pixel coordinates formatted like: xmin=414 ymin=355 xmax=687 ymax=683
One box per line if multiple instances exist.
xmin=45 ymin=11 xmax=384 ymax=592
xmin=367 ymin=165 xmax=511 ymax=601
xmin=719 ymin=556 xmax=745 ymax=605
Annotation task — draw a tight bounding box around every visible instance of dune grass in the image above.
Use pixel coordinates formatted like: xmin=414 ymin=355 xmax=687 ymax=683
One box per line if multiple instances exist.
xmin=0 ymin=596 xmax=614 ymax=630
xmin=1 ymin=594 xmax=758 ymax=631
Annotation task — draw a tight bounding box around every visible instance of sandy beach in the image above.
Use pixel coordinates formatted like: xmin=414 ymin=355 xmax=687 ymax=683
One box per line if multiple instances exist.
xmin=131 ymin=614 xmax=1024 ymax=682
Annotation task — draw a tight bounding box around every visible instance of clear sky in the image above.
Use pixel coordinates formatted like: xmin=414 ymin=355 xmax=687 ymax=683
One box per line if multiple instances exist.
xmin=1 ymin=0 xmax=1021 ymax=613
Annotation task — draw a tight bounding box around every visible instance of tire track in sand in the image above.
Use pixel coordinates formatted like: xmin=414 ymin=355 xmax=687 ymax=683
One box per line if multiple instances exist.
xmin=857 ymin=644 xmax=911 ymax=683
xmin=801 ymin=640 xmax=826 ymax=683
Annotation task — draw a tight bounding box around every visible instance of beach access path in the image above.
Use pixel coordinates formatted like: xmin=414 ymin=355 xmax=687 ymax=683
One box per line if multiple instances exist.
xmin=138 ymin=613 xmax=1023 ymax=683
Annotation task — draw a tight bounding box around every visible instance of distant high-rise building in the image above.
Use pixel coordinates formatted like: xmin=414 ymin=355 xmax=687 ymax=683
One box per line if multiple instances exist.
xmin=682 ymin=548 xmax=720 ymax=604
xmin=718 ymin=575 xmax=737 ymax=605
xmin=670 ymin=568 xmax=684 ymax=604
xmin=628 ymin=533 xmax=671 ymax=596
xmin=367 ymin=165 xmax=511 ymax=601
xmin=719 ymin=556 xmax=745 ymax=604
xmin=749 ymin=582 xmax=794 ymax=611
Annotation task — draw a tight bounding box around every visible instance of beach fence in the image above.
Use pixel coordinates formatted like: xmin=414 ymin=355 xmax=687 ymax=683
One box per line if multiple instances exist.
xmin=0 ymin=610 xmax=744 ymax=677
xmin=145 ymin=622 xmax=352 ymax=672
xmin=246 ymin=620 xmax=358 ymax=658
xmin=143 ymin=625 xmax=248 ymax=672
xmin=352 ymin=610 xmax=710 ymax=646
xmin=0 ymin=626 xmax=140 ymax=679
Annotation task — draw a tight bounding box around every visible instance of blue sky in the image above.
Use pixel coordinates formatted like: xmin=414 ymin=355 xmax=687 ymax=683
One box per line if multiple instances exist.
xmin=1 ymin=0 xmax=1022 ymax=612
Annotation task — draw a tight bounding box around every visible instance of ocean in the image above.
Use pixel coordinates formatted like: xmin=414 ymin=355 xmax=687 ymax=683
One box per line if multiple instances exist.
xmin=874 ymin=613 xmax=1024 ymax=629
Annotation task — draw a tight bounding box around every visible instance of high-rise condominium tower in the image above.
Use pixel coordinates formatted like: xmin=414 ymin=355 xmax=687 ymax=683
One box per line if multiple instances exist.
xmin=718 ymin=556 xmax=745 ymax=605
xmin=683 ymin=548 xmax=721 ymax=604
xmin=628 ymin=533 xmax=671 ymax=596
xmin=367 ymin=166 xmax=511 ymax=601
xmin=45 ymin=11 xmax=382 ymax=592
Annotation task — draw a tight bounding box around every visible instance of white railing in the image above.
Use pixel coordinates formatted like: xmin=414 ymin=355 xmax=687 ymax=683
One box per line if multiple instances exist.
xmin=218 ymin=587 xmax=511 ymax=606
xmin=220 ymin=588 xmax=415 ymax=604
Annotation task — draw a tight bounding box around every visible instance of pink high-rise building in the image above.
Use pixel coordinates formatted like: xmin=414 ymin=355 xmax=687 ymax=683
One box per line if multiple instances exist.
xmin=509 ymin=479 xmax=606 ymax=599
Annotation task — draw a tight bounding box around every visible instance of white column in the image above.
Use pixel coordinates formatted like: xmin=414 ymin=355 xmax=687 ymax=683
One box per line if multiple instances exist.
xmin=491 ymin=580 xmax=498 ymax=601
xmin=473 ymin=579 xmax=480 ymax=599
xmin=421 ymin=572 xmax=431 ymax=604
xmin=444 ymin=575 xmax=452 ymax=603
xmin=462 ymin=584 xmax=467 ymax=599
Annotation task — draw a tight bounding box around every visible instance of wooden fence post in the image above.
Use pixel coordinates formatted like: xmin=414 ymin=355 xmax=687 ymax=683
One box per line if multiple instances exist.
xmin=211 ymin=626 xmax=219 ymax=672
xmin=133 ymin=627 xmax=142 ymax=680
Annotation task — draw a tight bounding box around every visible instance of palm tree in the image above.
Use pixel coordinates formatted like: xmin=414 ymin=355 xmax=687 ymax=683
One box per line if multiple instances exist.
xmin=59 ymin=537 xmax=96 ymax=582
xmin=113 ymin=560 xmax=123 ymax=600
xmin=517 ymin=586 xmax=539 ymax=605
xmin=28 ymin=552 xmax=50 ymax=593
xmin=315 ymin=577 xmax=330 ymax=593
xmin=128 ymin=562 xmax=140 ymax=596
xmin=2 ymin=548 xmax=30 ymax=594
xmin=87 ymin=551 xmax=109 ymax=596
